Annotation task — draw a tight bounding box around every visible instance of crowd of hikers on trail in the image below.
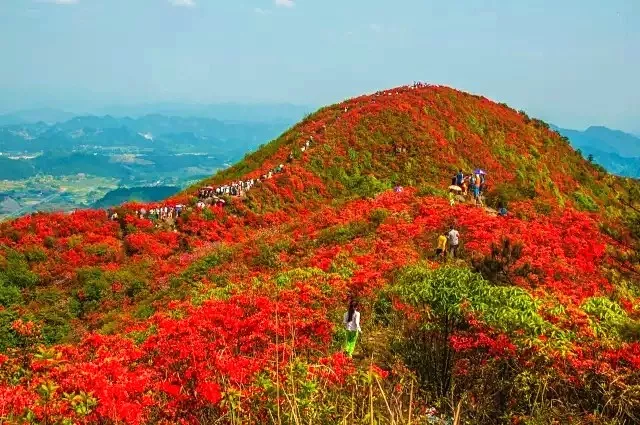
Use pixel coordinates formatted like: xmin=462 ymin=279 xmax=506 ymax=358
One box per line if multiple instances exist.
xmin=196 ymin=138 xmax=314 ymax=203
xmin=107 ymin=205 xmax=186 ymax=222
xmin=448 ymin=169 xmax=488 ymax=207
xmin=447 ymin=169 xmax=509 ymax=217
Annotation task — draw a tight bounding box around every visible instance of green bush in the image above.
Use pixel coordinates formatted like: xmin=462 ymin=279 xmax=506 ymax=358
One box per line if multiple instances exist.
xmin=485 ymin=183 xmax=520 ymax=209
xmin=417 ymin=184 xmax=446 ymax=197
xmin=179 ymin=247 xmax=233 ymax=284
xmin=252 ymin=243 xmax=282 ymax=269
xmin=77 ymin=268 xmax=109 ymax=302
xmin=202 ymin=207 xmax=215 ymax=221
xmin=369 ymin=208 xmax=390 ymax=227
xmin=32 ymin=288 xmax=73 ymax=344
xmin=395 ymin=265 xmax=549 ymax=336
xmin=317 ymin=221 xmax=371 ymax=246
xmin=572 ymin=191 xmax=599 ymax=212
xmin=330 ymin=166 xmax=391 ymax=199
xmin=0 ymin=284 xmax=22 ymax=307
xmin=24 ymin=247 xmax=47 ymax=263
xmin=582 ymin=297 xmax=635 ymax=340
xmin=0 ymin=309 xmax=20 ymax=351
xmin=40 ymin=312 xmax=71 ymax=345
xmin=84 ymin=244 xmax=114 ymax=259
xmin=108 ymin=266 xmax=151 ymax=299
xmin=0 ymin=249 xmax=39 ymax=289
xmin=134 ymin=303 xmax=155 ymax=320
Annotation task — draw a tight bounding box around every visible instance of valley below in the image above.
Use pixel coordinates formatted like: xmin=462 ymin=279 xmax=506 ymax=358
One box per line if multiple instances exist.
xmin=0 ymin=114 xmax=296 ymax=218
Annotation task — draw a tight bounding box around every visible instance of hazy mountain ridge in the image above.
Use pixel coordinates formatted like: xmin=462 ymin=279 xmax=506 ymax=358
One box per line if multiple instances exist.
xmin=0 ymin=114 xmax=289 ymax=153
xmin=0 ymin=112 xmax=300 ymax=217
xmin=0 ymin=108 xmax=76 ymax=126
xmin=553 ymin=124 xmax=640 ymax=177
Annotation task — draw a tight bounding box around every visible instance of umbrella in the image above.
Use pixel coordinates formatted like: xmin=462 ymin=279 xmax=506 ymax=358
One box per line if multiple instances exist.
xmin=448 ymin=185 xmax=463 ymax=192
xmin=473 ymin=169 xmax=487 ymax=175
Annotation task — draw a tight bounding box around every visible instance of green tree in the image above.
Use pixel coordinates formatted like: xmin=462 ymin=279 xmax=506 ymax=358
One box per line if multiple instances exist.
xmin=393 ymin=265 xmax=549 ymax=397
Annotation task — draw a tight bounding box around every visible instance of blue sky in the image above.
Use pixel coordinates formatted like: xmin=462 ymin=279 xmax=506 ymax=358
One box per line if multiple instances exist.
xmin=0 ymin=0 xmax=638 ymax=131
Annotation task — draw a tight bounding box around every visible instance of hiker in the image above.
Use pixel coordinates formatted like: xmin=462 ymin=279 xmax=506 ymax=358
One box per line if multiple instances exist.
xmin=473 ymin=174 xmax=482 ymax=206
xmin=435 ymin=233 xmax=448 ymax=260
xmin=343 ymin=300 xmax=362 ymax=358
xmin=456 ymin=169 xmax=464 ymax=186
xmin=498 ymin=206 xmax=508 ymax=217
xmin=479 ymin=173 xmax=486 ymax=195
xmin=447 ymin=225 xmax=460 ymax=258
xmin=394 ymin=185 xmax=403 ymax=193
xmin=462 ymin=176 xmax=469 ymax=196
xmin=451 ymin=175 xmax=457 ymax=186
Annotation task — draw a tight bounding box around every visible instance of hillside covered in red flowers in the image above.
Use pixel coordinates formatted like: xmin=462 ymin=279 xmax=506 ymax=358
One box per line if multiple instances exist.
xmin=1 ymin=85 xmax=640 ymax=424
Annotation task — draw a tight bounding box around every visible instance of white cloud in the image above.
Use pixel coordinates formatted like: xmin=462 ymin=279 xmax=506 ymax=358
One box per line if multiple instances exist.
xmin=42 ymin=0 xmax=79 ymax=4
xmin=369 ymin=23 xmax=382 ymax=33
xmin=275 ymin=0 xmax=295 ymax=7
xmin=254 ymin=7 xmax=271 ymax=15
xmin=169 ymin=0 xmax=196 ymax=7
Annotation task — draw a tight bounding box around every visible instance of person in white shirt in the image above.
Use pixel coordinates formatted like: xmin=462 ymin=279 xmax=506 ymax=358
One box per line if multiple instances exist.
xmin=343 ymin=300 xmax=362 ymax=357
xmin=447 ymin=225 xmax=460 ymax=258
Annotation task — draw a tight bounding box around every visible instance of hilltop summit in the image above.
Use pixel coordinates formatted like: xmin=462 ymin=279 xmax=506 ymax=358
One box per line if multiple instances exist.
xmin=194 ymin=84 xmax=616 ymax=213
xmin=1 ymin=85 xmax=639 ymax=424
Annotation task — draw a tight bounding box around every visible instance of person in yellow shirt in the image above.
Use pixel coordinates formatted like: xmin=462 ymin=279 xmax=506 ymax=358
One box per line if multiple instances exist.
xmin=435 ymin=233 xmax=448 ymax=260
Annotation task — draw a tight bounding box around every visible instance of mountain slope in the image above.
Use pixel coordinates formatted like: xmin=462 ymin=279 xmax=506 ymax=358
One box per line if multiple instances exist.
xmin=195 ymin=85 xmax=619 ymax=213
xmin=1 ymin=85 xmax=639 ymax=424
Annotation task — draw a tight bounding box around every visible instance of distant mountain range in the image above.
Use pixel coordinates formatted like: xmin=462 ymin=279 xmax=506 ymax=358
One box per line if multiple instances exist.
xmin=94 ymin=103 xmax=314 ymax=124
xmin=0 ymin=103 xmax=313 ymax=126
xmin=552 ymin=125 xmax=640 ymax=178
xmin=0 ymin=114 xmax=290 ymax=157
xmin=0 ymin=112 xmax=301 ymax=217
xmin=0 ymin=108 xmax=77 ymax=126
